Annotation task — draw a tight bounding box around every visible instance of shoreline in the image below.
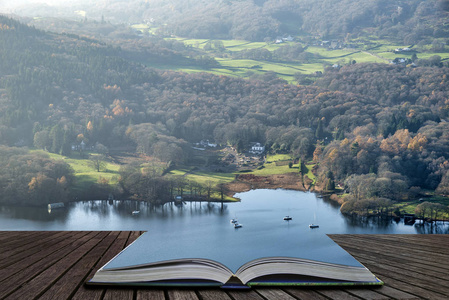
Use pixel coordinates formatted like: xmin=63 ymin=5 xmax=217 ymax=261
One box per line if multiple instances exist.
xmin=224 ymin=173 xmax=312 ymax=196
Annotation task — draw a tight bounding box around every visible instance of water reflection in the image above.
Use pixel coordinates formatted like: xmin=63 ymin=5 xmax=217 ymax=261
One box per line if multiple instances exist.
xmin=0 ymin=189 xmax=447 ymax=234
xmin=413 ymin=221 xmax=449 ymax=234
xmin=343 ymin=214 xmax=399 ymax=229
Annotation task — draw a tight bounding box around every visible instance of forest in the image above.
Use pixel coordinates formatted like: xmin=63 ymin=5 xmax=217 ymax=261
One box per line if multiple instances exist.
xmin=5 ymin=0 xmax=449 ymax=44
xmin=0 ymin=3 xmax=449 ymax=218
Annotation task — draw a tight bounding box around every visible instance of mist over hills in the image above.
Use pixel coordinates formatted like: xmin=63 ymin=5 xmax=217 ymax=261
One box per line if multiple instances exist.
xmin=3 ymin=0 xmax=449 ymax=42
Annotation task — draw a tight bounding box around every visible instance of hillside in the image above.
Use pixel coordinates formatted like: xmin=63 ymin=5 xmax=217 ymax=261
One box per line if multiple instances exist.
xmin=4 ymin=0 xmax=449 ymax=43
xmin=0 ymin=15 xmax=449 ymax=212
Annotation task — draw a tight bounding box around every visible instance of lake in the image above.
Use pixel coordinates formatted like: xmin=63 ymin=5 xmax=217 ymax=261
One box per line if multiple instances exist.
xmin=0 ymin=189 xmax=447 ymax=235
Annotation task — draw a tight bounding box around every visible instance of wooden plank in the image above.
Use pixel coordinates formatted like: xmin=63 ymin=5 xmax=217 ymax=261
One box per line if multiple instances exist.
xmin=360 ymin=234 xmax=449 ymax=254
xmin=166 ymin=289 xmax=199 ymax=300
xmin=4 ymin=231 xmax=107 ymax=299
xmin=103 ymin=288 xmax=135 ymax=300
xmin=345 ymin=288 xmax=391 ymax=299
xmin=0 ymin=231 xmax=39 ymax=246
xmin=136 ymin=289 xmax=166 ymax=300
xmin=285 ymin=288 xmax=327 ymax=300
xmin=331 ymin=242 xmax=449 ymax=293
xmin=227 ymin=289 xmax=265 ymax=300
xmin=255 ymin=288 xmax=297 ymax=300
xmin=0 ymin=231 xmax=78 ymax=267
xmin=0 ymin=231 xmax=89 ymax=283
xmin=330 ymin=236 xmax=449 ymax=272
xmin=360 ymin=268 xmax=449 ymax=300
xmin=374 ymin=286 xmax=421 ymax=300
xmin=71 ymin=231 xmax=136 ymax=300
xmin=367 ymin=264 xmax=449 ymax=296
xmin=38 ymin=231 xmax=123 ymax=300
xmin=344 ymin=249 xmax=449 ymax=282
xmin=197 ymin=289 xmax=233 ymax=300
xmin=317 ymin=289 xmax=363 ymax=300
xmin=0 ymin=231 xmax=96 ymax=299
xmin=126 ymin=230 xmax=142 ymax=246
xmin=406 ymin=261 xmax=449 ymax=278
xmin=340 ymin=247 xmax=449 ymax=296
xmin=333 ymin=235 xmax=449 ymax=264
xmin=0 ymin=231 xmax=52 ymax=254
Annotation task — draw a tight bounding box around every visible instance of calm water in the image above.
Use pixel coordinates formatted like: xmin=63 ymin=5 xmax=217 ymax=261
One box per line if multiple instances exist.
xmin=1 ymin=189 xmax=447 ymax=235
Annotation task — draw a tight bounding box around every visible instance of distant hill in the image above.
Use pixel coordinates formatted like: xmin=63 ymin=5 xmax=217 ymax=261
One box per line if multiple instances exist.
xmin=3 ymin=0 xmax=449 ymax=42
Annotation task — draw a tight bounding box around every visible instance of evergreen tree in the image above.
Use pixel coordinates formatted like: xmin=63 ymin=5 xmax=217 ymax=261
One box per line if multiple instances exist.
xmin=50 ymin=125 xmax=63 ymax=154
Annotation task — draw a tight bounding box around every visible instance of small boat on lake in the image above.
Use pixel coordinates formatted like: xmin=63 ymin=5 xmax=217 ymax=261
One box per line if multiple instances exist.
xmin=132 ymin=210 xmax=140 ymax=215
xmin=283 ymin=216 xmax=292 ymax=221
xmin=230 ymin=218 xmax=238 ymax=224
xmin=234 ymin=222 xmax=242 ymax=228
xmin=309 ymin=212 xmax=319 ymax=228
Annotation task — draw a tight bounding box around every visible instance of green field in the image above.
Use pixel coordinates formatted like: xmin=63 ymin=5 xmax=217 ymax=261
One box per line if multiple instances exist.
xmin=156 ymin=33 xmax=449 ymax=81
xmin=250 ymin=163 xmax=299 ymax=176
xmin=32 ymin=150 xmax=121 ymax=192
xmin=168 ymin=168 xmax=236 ymax=201
xmin=266 ymin=154 xmax=293 ymax=162
xmin=305 ymin=163 xmax=316 ymax=184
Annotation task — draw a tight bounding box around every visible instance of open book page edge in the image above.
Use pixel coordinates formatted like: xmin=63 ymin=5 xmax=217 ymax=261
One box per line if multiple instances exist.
xmin=235 ymin=257 xmax=380 ymax=284
xmin=247 ymin=277 xmax=384 ymax=287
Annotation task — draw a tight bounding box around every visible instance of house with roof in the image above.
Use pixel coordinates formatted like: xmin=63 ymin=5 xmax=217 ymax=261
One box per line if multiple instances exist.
xmin=249 ymin=142 xmax=265 ymax=154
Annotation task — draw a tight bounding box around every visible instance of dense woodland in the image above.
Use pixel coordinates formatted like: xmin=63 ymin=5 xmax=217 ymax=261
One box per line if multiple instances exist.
xmin=6 ymin=0 xmax=449 ymax=43
xmin=0 ymin=11 xmax=449 ymax=211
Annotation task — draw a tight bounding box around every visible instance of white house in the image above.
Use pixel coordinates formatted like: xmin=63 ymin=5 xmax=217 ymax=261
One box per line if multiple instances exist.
xmin=250 ymin=143 xmax=265 ymax=154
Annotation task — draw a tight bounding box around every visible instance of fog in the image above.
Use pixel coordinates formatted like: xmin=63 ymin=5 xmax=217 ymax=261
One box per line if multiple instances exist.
xmin=1 ymin=0 xmax=91 ymax=15
xmin=3 ymin=0 xmax=76 ymax=9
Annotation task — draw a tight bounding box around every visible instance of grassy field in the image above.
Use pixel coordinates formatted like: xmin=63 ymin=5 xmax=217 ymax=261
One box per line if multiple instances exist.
xmin=265 ymin=154 xmax=293 ymax=162
xmin=167 ymin=168 xmax=236 ymax=201
xmin=250 ymin=163 xmax=299 ymax=176
xmin=32 ymin=150 xmax=121 ymax=192
xmin=305 ymin=163 xmax=317 ymax=184
xmin=168 ymin=169 xmax=235 ymax=186
xmin=147 ymin=32 xmax=449 ymax=81
xmin=394 ymin=199 xmax=449 ymax=220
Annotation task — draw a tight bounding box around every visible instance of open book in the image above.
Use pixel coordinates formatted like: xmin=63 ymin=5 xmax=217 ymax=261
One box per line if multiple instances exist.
xmin=88 ymin=232 xmax=382 ymax=288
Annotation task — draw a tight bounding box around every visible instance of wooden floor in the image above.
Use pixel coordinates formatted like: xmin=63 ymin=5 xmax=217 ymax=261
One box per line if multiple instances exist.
xmin=0 ymin=232 xmax=448 ymax=300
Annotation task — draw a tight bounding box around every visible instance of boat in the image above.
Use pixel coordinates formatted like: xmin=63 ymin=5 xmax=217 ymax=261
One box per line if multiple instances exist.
xmin=234 ymin=222 xmax=243 ymax=228
xmin=132 ymin=201 xmax=140 ymax=215
xmin=283 ymin=216 xmax=292 ymax=221
xmin=230 ymin=218 xmax=238 ymax=224
xmin=309 ymin=212 xmax=319 ymax=228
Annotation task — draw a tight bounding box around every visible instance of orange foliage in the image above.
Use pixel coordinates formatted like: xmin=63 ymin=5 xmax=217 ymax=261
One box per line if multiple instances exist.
xmin=407 ymin=133 xmax=428 ymax=151
xmin=87 ymin=121 xmax=93 ymax=132
xmin=380 ymin=129 xmax=411 ymax=154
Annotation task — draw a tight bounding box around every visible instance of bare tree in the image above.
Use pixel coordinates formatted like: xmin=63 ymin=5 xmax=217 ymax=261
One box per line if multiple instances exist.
xmin=90 ymin=154 xmax=106 ymax=172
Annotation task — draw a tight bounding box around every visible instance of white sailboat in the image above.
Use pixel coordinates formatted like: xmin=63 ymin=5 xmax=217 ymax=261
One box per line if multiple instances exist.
xmin=309 ymin=212 xmax=319 ymax=228
xmin=132 ymin=201 xmax=140 ymax=215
